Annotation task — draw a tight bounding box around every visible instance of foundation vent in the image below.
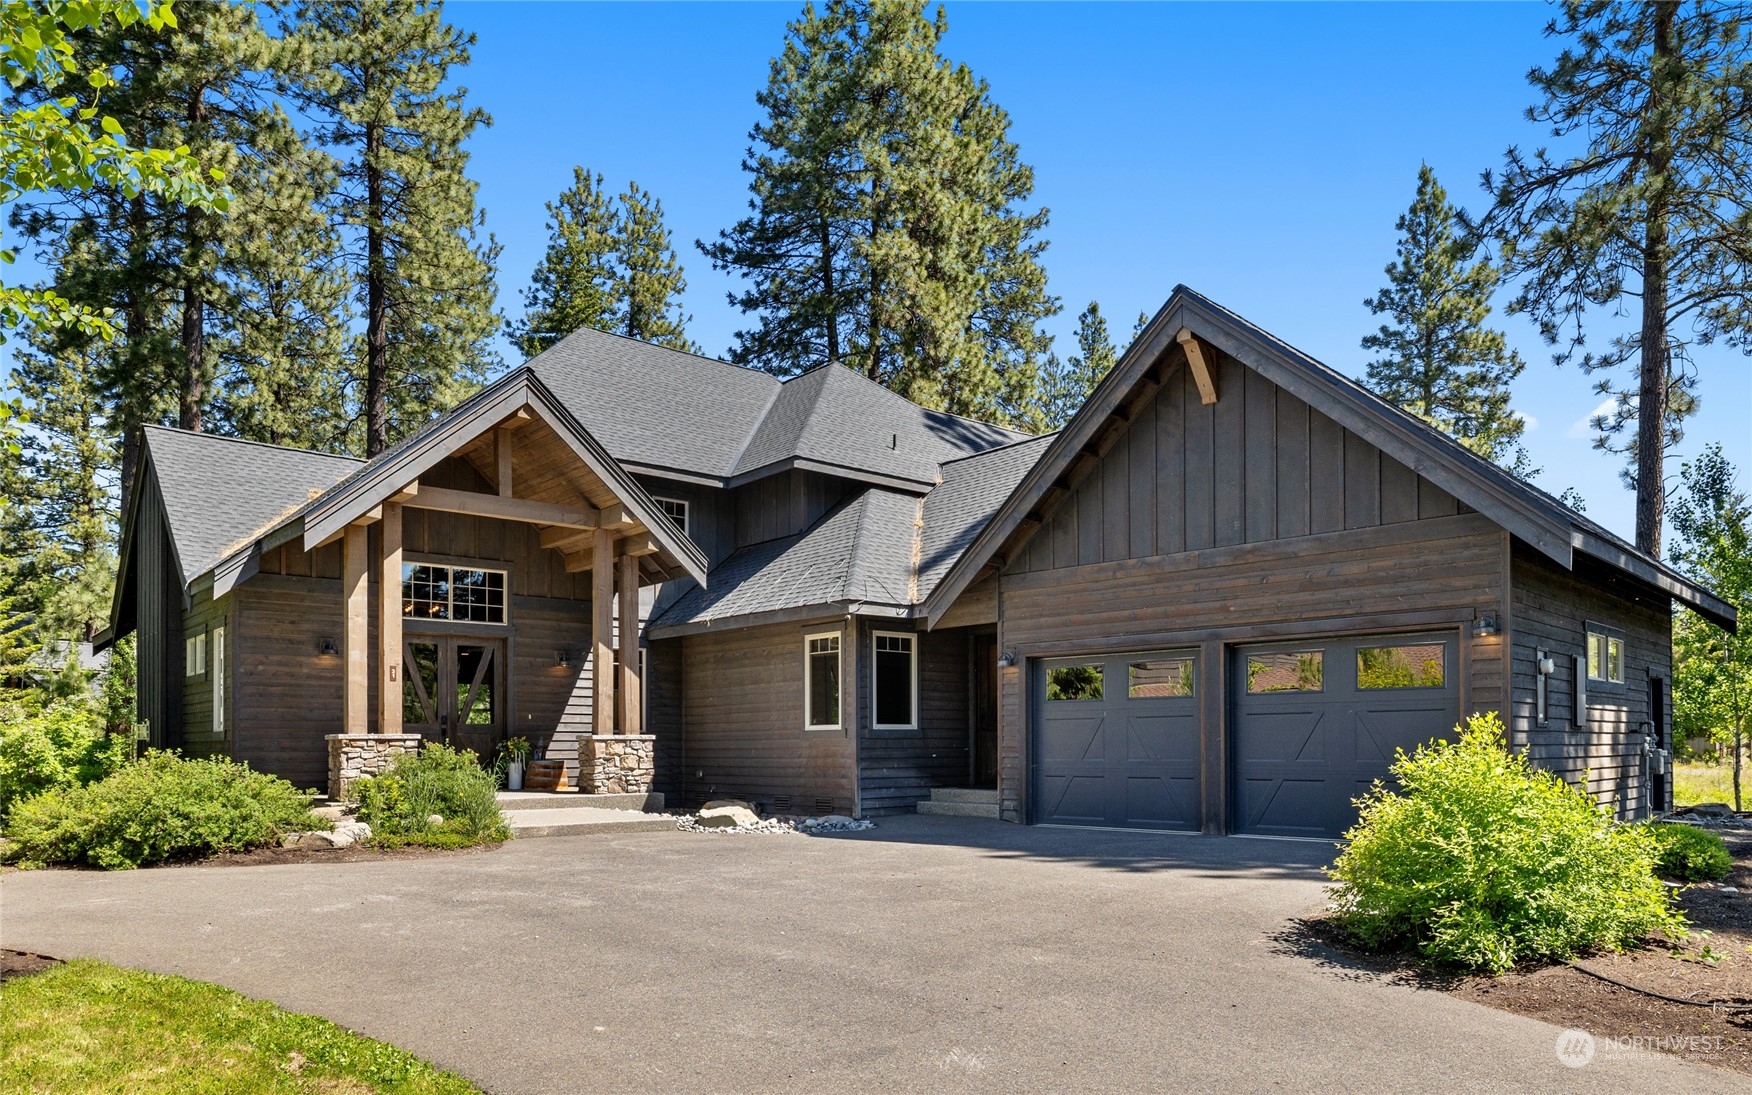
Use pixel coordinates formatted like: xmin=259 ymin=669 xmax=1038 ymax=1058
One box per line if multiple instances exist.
xmin=814 ymin=797 xmax=835 ymax=815
xmin=771 ymin=794 xmax=792 ymax=813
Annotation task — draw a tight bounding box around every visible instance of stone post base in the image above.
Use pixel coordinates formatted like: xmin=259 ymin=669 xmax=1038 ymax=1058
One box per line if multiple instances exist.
xmin=581 ymin=734 xmax=656 ymax=794
xmin=326 ymin=734 xmax=422 ymax=800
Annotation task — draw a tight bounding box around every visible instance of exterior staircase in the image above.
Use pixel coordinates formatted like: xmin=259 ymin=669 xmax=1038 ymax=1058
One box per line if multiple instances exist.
xmin=497 ymin=790 xmax=674 ymax=839
xmin=915 ymin=787 xmax=1000 ymax=819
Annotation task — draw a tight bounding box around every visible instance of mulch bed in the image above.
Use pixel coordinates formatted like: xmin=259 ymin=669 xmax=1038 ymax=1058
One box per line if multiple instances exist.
xmin=1 ymin=949 xmax=64 ymax=983
xmin=1282 ymin=830 xmax=1752 ymax=1075
xmin=1 ymin=839 xmax=502 ymax=874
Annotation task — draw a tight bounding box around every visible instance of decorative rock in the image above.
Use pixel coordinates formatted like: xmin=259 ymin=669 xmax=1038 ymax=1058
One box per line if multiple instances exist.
xmin=701 ymin=798 xmax=757 ymax=813
xmin=696 ymin=805 xmax=762 ymax=828
xmin=425 ymin=815 xmax=444 ymax=827
xmin=798 ymin=815 xmax=876 ymax=833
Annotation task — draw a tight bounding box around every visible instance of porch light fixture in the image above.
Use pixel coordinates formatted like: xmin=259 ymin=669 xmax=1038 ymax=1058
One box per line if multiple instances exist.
xmin=1471 ymin=614 xmax=1499 ymax=638
xmin=554 ymin=649 xmax=571 ymax=669
xmin=997 ymin=650 xmax=1017 ymax=668
xmin=319 ymin=638 xmax=339 ymax=657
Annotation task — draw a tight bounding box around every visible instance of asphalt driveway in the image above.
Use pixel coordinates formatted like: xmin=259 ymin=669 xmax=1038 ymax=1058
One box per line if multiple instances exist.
xmin=2 ymin=815 xmax=1740 ymax=1094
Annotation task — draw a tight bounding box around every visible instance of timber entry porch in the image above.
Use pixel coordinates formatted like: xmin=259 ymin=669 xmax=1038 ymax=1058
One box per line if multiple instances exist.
xmin=296 ymin=372 xmax=707 ymax=800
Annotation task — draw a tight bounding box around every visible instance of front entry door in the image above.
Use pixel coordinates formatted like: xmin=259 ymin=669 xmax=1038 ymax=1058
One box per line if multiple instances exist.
xmin=403 ymin=637 xmax=505 ymax=763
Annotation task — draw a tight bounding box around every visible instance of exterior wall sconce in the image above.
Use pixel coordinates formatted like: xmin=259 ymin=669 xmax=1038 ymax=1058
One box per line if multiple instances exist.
xmin=1471 ymin=614 xmax=1499 ymax=638
xmin=996 ymin=650 xmax=1017 ymax=668
xmin=554 ymin=650 xmax=571 ymax=669
xmin=319 ymin=638 xmax=338 ymax=657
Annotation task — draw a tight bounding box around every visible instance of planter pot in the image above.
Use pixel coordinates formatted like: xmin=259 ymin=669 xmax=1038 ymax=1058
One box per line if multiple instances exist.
xmin=508 ymin=759 xmax=525 ymax=791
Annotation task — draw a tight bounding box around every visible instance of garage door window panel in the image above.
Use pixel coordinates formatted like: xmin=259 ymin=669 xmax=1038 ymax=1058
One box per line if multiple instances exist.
xmin=1129 ymin=656 xmax=1195 ymax=699
xmin=1356 ymin=643 xmax=1446 ymax=690
xmin=1246 ymin=651 xmax=1324 ymax=694
xmin=873 ymin=631 xmax=917 ymax=729
xmin=1047 ymin=664 xmax=1104 ymax=701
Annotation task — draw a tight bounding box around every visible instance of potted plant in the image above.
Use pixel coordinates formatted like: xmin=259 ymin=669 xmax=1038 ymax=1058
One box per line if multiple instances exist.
xmin=502 ymin=736 xmax=533 ymax=791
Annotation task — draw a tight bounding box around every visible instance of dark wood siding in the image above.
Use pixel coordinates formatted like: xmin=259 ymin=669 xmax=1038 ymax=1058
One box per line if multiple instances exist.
xmin=856 ymin=622 xmax=972 ymax=816
xmin=132 ymin=469 xmax=184 ymax=748
xmin=675 ymin=620 xmax=856 ymax=814
xmin=1509 ymin=543 xmax=1672 ymax=819
xmin=647 ymin=637 xmax=684 ymax=798
xmin=178 ymin=587 xmax=230 ymax=759
xmin=732 ymin=469 xmax=852 ymax=548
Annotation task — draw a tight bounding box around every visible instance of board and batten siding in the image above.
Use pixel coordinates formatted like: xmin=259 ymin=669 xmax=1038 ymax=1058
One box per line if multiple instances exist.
xmin=993 ymin=350 xmax=1512 ymax=825
xmin=855 ymin=621 xmax=972 ymax=816
xmin=132 ymin=470 xmax=185 ymax=748
xmin=178 ymin=586 xmax=231 ymax=759
xmin=1509 ymin=543 xmax=1671 ymax=818
xmin=676 ymin=620 xmax=856 ymax=814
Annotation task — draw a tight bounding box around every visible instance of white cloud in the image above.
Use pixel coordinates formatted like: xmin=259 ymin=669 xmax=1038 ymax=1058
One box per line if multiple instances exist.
xmin=1566 ymin=397 xmax=1619 ymax=440
xmin=1517 ymin=412 xmax=1538 ymax=432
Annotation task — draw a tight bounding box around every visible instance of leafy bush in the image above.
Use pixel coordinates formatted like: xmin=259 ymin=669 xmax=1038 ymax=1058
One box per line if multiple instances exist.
xmin=1328 ymin=712 xmax=1685 ymax=974
xmin=1648 ymin=823 xmax=1733 ymax=882
xmin=3 ymin=751 xmax=324 ymax=869
xmin=0 ymin=700 xmax=131 ymax=818
xmin=352 ymin=743 xmax=508 ymax=847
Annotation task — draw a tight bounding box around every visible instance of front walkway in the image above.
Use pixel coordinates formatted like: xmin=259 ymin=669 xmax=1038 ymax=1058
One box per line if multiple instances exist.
xmin=1 ymin=815 xmax=1738 ymax=1094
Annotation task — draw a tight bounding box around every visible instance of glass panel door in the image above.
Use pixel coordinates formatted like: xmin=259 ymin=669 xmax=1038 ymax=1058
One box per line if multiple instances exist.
xmin=402 ymin=638 xmax=504 ymax=766
xmin=450 ymin=642 xmax=502 ymax=763
xmin=403 ymin=641 xmax=442 ymax=736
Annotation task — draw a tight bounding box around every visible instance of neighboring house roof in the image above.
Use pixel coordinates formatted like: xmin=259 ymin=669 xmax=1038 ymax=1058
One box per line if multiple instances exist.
xmin=922 ymin=285 xmax=1737 ymax=632
xmin=529 ymin=326 xmax=1024 ymax=488
xmin=140 ymin=426 xmax=363 ymax=587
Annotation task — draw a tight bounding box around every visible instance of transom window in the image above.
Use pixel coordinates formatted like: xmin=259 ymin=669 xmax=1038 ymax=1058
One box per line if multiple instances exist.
xmin=873 ymin=632 xmax=917 ymax=728
xmin=1247 ymin=651 xmax=1324 ymax=694
xmin=653 ymin=496 xmax=688 ymax=535
xmin=805 ymin=632 xmax=842 ymax=730
xmin=1129 ymin=656 xmax=1196 ymax=698
xmin=402 ymin=564 xmax=507 ymax=624
xmin=1587 ymin=625 xmax=1625 ymax=683
xmin=1356 ymin=643 xmax=1446 ymax=690
xmin=1046 ymin=664 xmax=1104 ymax=701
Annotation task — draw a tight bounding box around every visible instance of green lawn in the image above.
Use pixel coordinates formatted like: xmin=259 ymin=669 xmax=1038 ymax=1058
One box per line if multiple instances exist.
xmin=0 ymin=959 xmax=481 ymax=1095
xmin=1674 ymin=761 xmax=1745 ymax=810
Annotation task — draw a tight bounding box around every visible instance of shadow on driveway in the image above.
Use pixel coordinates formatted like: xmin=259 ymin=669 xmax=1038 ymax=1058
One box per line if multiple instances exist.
xmin=828 ymin=811 xmax=1337 ymax=882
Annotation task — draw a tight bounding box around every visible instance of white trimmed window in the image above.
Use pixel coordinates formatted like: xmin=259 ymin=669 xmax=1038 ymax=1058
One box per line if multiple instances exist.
xmin=185 ymin=630 xmax=207 ymax=677
xmin=805 ymin=632 xmax=841 ymax=730
xmin=872 ymin=631 xmax=917 ymax=728
xmin=654 ymin=497 xmax=688 ymax=535
xmin=1586 ymin=624 xmax=1625 ymax=684
xmin=211 ymin=624 xmax=226 ymax=736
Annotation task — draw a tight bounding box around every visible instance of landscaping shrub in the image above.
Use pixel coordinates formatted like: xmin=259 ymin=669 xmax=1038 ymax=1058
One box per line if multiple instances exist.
xmin=1328 ymin=712 xmax=1685 ymax=974
xmin=1648 ymin=823 xmax=1733 ymax=882
xmin=0 ymin=701 xmax=131 ymax=819
xmin=3 ymin=751 xmax=324 ymax=869
xmin=352 ymin=743 xmax=508 ymax=847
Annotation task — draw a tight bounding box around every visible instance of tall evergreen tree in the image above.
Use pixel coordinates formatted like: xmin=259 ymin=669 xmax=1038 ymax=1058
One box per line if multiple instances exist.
xmin=1038 ymin=302 xmax=1117 ymax=430
xmin=1363 ymin=165 xmax=1530 ymax=473
xmin=616 ymin=182 xmax=695 ymax=351
xmin=287 ymin=0 xmax=501 ymax=457
xmin=513 ymin=167 xmax=619 ymax=359
xmin=1473 ymin=1 xmax=1752 ymax=556
xmin=703 ymin=0 xmax=1057 ymax=429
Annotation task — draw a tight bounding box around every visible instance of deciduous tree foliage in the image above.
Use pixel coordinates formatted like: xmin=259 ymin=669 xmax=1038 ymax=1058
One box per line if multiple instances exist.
xmin=1669 ymin=445 xmax=1751 ymax=810
xmin=286 ymin=0 xmax=500 ymax=456
xmin=704 ymin=0 xmax=1057 ymax=429
xmin=1473 ymin=0 xmax=1752 ymax=555
xmin=1363 ymin=165 xmax=1530 ymax=475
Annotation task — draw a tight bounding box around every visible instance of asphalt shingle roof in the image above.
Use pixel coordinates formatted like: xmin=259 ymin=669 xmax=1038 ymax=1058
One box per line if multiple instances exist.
xmin=142 ymin=427 xmax=362 ymax=585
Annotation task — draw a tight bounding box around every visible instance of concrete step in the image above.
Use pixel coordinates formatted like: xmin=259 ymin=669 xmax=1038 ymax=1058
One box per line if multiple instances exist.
xmin=497 ymin=791 xmax=664 ymax=813
xmin=929 ymin=787 xmax=1000 ymax=805
xmin=505 ymin=807 xmax=678 ymax=839
xmin=916 ymin=799 xmax=1001 ymax=819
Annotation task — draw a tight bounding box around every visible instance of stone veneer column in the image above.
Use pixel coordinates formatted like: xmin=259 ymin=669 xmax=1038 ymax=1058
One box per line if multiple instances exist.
xmin=581 ymin=735 xmax=656 ymax=794
xmin=326 ymin=733 xmax=422 ymax=800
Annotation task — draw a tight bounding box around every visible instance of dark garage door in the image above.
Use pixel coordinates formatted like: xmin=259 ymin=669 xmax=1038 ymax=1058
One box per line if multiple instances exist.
xmin=1033 ymin=652 xmax=1200 ymax=830
xmin=1232 ymin=633 xmax=1459 ymax=839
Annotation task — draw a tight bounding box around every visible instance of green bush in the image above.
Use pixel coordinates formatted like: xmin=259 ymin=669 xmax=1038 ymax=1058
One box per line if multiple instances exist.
xmin=1648 ymin=823 xmax=1733 ymax=882
xmin=0 ymin=700 xmax=131 ymax=818
xmin=352 ymin=743 xmax=508 ymax=847
xmin=3 ymin=751 xmax=324 ymax=869
xmin=1328 ymin=712 xmax=1685 ymax=974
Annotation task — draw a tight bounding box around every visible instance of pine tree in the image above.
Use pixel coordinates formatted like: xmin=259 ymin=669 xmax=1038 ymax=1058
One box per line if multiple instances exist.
xmin=1473 ymin=1 xmax=1752 ymax=556
xmin=287 ymin=0 xmax=501 ymax=457
xmin=616 ymin=182 xmax=696 ymax=351
xmin=1038 ymin=302 xmax=1118 ymax=430
xmin=1363 ymin=166 xmax=1529 ymax=473
xmin=704 ymin=0 xmax=1057 ymax=428
xmin=513 ymin=167 xmax=619 ymax=359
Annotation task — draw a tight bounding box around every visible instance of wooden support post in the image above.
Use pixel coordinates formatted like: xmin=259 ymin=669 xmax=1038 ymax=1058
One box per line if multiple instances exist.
xmin=1177 ymin=327 xmax=1218 ymax=406
xmin=617 ymin=550 xmax=640 ymax=736
xmin=495 ymin=427 xmax=513 ymax=498
xmin=378 ymin=502 xmax=403 ymax=735
xmin=342 ymin=523 xmax=370 ymax=735
xmin=592 ymin=526 xmax=615 ymax=737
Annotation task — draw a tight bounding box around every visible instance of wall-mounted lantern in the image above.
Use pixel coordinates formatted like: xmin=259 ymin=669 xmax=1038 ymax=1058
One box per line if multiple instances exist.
xmin=319 ymin=638 xmax=339 ymax=657
xmin=554 ymin=650 xmax=571 ymax=669
xmin=1471 ymin=613 xmax=1500 ymax=638
xmin=996 ymin=650 xmax=1017 ymax=668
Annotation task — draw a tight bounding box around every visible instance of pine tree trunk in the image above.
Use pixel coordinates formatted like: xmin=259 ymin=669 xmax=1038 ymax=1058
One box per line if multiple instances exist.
xmin=364 ymin=119 xmax=389 ymax=458
xmin=819 ymin=216 xmax=839 ymax=364
xmin=118 ymin=197 xmax=150 ymax=520
xmin=1635 ymin=0 xmax=1676 ymax=558
xmin=866 ymin=174 xmax=883 ymax=382
xmin=178 ymin=88 xmax=208 ymax=433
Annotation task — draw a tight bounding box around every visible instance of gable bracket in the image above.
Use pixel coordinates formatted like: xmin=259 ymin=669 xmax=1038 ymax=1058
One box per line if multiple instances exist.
xmin=1177 ymin=327 xmax=1218 ymax=405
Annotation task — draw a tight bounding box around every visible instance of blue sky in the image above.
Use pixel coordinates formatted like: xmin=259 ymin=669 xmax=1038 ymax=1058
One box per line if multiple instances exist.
xmin=11 ymin=2 xmax=1752 ymax=546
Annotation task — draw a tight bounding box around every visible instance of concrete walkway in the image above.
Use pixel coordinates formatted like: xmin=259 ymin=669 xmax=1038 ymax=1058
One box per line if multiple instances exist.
xmin=2 ymin=815 xmax=1740 ymax=1094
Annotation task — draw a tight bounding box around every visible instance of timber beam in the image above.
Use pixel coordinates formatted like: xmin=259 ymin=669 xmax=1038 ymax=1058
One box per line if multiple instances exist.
xmin=409 ymin=485 xmax=599 ymax=529
xmin=1177 ymin=327 xmax=1218 ymax=405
